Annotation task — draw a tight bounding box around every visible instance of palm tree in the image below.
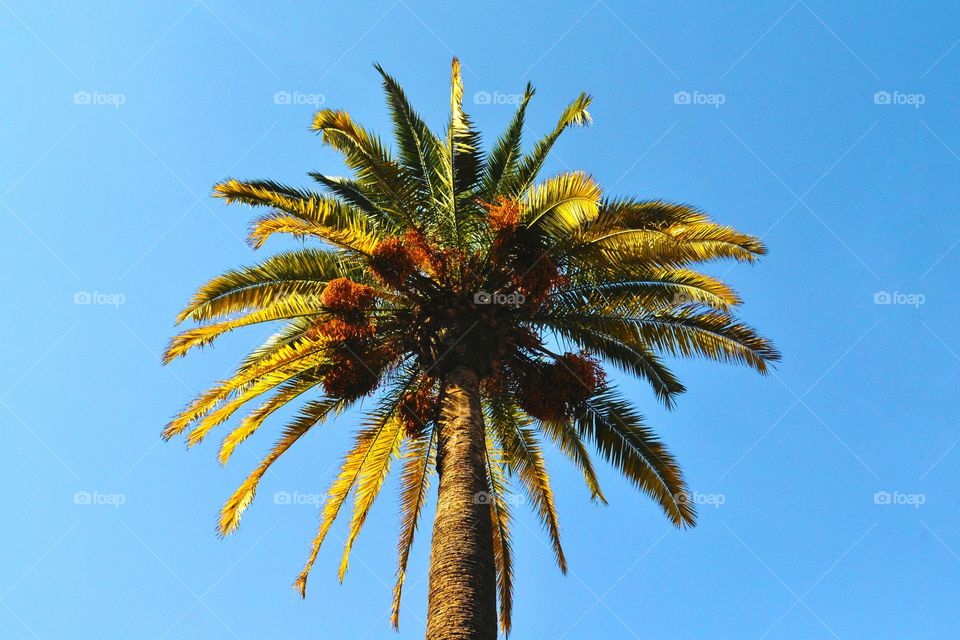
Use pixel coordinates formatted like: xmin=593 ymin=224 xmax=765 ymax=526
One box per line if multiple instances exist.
xmin=163 ymin=58 xmax=779 ymax=639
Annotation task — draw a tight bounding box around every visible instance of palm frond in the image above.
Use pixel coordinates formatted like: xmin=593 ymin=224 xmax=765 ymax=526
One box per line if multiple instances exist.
xmin=482 ymin=83 xmax=535 ymax=199
xmin=311 ymin=109 xmax=418 ymax=227
xmin=488 ymin=399 xmax=566 ymax=572
xmin=483 ymin=432 xmax=514 ymax=635
xmin=513 ymin=92 xmax=592 ymax=196
xmin=390 ymin=427 xmax=437 ymax=630
xmin=295 ymin=375 xmax=414 ymax=596
xmin=575 ymin=387 xmax=695 ymax=527
xmin=218 ymin=398 xmax=345 ymax=536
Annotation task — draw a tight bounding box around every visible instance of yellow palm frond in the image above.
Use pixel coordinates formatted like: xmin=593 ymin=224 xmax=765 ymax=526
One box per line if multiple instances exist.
xmin=218 ymin=373 xmax=321 ymax=465
xmin=218 ymin=399 xmax=345 ymax=536
xmin=390 ymin=428 xmax=437 ymax=630
xmin=163 ymin=338 xmax=331 ymax=440
xmin=294 ymin=382 xmax=412 ymax=596
xmin=337 ymin=414 xmax=404 ymax=581
xmin=176 ymin=249 xmax=360 ymax=325
xmin=214 ymin=179 xmax=382 ymax=253
xmin=488 ymin=402 xmax=566 ymax=572
xmin=522 ymin=171 xmax=602 ymax=241
xmin=163 ymin=296 xmax=328 ymax=364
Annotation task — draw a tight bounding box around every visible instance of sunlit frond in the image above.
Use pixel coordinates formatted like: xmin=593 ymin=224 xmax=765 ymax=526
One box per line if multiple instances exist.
xmin=311 ymin=109 xmax=418 ymax=226
xmin=390 ymin=427 xmax=437 ymax=630
xmin=176 ymin=249 xmax=361 ymax=324
xmin=512 ymin=92 xmax=592 ymax=196
xmin=522 ymin=171 xmax=601 ymax=241
xmin=488 ymin=399 xmax=566 ymax=572
xmin=295 ymin=378 xmax=413 ymax=597
xmin=218 ymin=398 xmax=345 ymax=536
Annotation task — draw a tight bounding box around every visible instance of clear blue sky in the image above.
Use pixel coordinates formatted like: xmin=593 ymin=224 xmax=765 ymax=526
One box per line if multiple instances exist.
xmin=2 ymin=2 xmax=959 ymax=638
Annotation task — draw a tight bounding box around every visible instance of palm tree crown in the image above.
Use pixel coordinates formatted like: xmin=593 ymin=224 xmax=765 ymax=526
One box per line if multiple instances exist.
xmin=163 ymin=58 xmax=779 ymax=635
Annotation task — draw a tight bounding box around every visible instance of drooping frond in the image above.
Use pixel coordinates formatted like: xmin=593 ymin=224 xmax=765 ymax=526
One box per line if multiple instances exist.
xmin=488 ymin=399 xmax=566 ymax=572
xmin=295 ymin=376 xmax=414 ymax=596
xmin=541 ymin=312 xmax=687 ymax=407
xmin=574 ymin=198 xmax=767 ymax=267
xmin=483 ymin=432 xmax=514 ymax=635
xmin=218 ymin=398 xmax=346 ymax=536
xmin=337 ymin=413 xmax=404 ymax=581
xmin=218 ymin=371 xmax=323 ymax=464
xmin=163 ymin=338 xmax=331 ymax=440
xmin=390 ymin=427 xmax=437 ymax=630
xmin=574 ymin=387 xmax=694 ymax=527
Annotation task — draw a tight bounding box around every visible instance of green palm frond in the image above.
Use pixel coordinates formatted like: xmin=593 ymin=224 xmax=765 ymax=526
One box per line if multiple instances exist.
xmin=484 ymin=432 xmax=514 ymax=635
xmin=482 ymin=83 xmax=534 ymax=199
xmin=311 ymin=109 xmax=418 ymax=228
xmin=375 ymin=63 xmax=445 ymax=213
xmin=575 ymin=387 xmax=694 ymax=527
xmin=512 ymin=92 xmax=592 ymax=196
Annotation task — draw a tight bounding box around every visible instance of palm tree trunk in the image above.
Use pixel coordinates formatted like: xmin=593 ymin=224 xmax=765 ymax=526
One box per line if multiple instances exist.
xmin=425 ymin=365 xmax=497 ymax=640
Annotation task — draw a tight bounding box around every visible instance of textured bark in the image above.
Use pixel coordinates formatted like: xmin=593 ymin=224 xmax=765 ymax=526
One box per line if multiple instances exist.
xmin=425 ymin=366 xmax=497 ymax=640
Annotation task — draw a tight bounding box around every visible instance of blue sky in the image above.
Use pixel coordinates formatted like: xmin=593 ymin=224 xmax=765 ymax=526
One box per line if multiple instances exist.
xmin=2 ymin=1 xmax=959 ymax=638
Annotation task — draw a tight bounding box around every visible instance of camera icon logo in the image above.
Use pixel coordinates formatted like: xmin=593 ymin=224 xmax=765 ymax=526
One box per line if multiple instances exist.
xmin=74 ymin=291 xmax=92 ymax=304
xmin=473 ymin=491 xmax=492 ymax=505
xmin=873 ymin=491 xmax=891 ymax=505
xmin=474 ymin=91 xmax=492 ymax=105
xmin=273 ymin=490 xmax=292 ymax=504
xmin=673 ymin=91 xmax=692 ymax=105
xmin=73 ymin=491 xmax=91 ymax=505
xmin=73 ymin=91 xmax=91 ymax=105
xmin=273 ymin=91 xmax=291 ymax=105
xmin=873 ymin=91 xmax=891 ymax=105
xmin=873 ymin=291 xmax=891 ymax=305
xmin=474 ymin=291 xmax=492 ymax=304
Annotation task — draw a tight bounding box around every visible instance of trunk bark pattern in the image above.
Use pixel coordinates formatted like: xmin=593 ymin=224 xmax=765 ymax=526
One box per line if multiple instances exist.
xmin=425 ymin=366 xmax=497 ymax=640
